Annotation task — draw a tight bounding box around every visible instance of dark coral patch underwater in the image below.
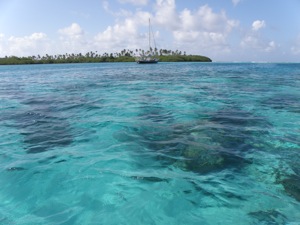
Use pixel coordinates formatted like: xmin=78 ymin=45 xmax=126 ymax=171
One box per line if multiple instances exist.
xmin=115 ymin=106 xmax=272 ymax=175
xmin=261 ymin=94 xmax=300 ymax=113
xmin=8 ymin=96 xmax=73 ymax=154
xmin=248 ymin=209 xmax=288 ymax=225
xmin=281 ymin=174 xmax=300 ymax=202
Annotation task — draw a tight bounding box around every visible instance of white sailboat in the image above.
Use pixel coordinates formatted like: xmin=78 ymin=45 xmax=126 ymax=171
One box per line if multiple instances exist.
xmin=136 ymin=18 xmax=158 ymax=64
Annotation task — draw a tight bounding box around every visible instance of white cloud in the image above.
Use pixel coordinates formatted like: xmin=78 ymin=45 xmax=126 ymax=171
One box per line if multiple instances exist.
xmin=94 ymin=18 xmax=142 ymax=52
xmin=252 ymin=20 xmax=266 ymax=31
xmin=93 ymin=1 xmax=239 ymax=56
xmin=0 ymin=1 xmax=240 ymax=60
xmin=57 ymin=23 xmax=89 ymax=53
xmin=0 ymin=34 xmax=5 ymax=53
xmin=169 ymin=4 xmax=238 ymax=53
xmin=232 ymin=0 xmax=241 ymax=6
xmin=241 ymin=35 xmax=259 ymax=48
xmin=102 ymin=1 xmax=133 ymax=17
xmin=155 ymin=0 xmax=179 ymax=29
xmin=173 ymin=31 xmax=228 ymax=51
xmin=240 ymin=20 xmax=276 ymax=54
xmin=265 ymin=41 xmax=276 ymax=52
xmin=240 ymin=34 xmax=276 ymax=53
xmin=58 ymin=23 xmax=84 ymax=38
xmin=0 ymin=0 xmax=240 ymax=59
xmin=291 ymin=34 xmax=300 ymax=55
xmin=291 ymin=46 xmax=300 ymax=55
xmin=118 ymin=0 xmax=148 ymax=5
xmin=102 ymin=0 xmax=109 ymax=12
xmin=1 ymin=32 xmax=50 ymax=56
xmin=95 ymin=19 xmax=136 ymax=42
xmin=3 ymin=0 xmax=286 ymax=61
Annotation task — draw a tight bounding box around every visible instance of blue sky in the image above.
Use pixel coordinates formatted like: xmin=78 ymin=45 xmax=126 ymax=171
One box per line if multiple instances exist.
xmin=0 ymin=0 xmax=300 ymax=62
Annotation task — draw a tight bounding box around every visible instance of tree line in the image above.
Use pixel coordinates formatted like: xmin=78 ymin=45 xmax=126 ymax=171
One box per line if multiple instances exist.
xmin=0 ymin=49 xmax=212 ymax=65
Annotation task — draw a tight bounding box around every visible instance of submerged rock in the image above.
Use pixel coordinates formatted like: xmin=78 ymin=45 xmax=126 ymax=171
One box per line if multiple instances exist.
xmin=131 ymin=175 xmax=169 ymax=183
xmin=116 ymin=106 xmax=270 ymax=174
xmin=180 ymin=145 xmax=225 ymax=173
xmin=261 ymin=94 xmax=300 ymax=113
xmin=17 ymin=111 xmax=72 ymax=153
xmin=207 ymin=108 xmax=270 ymax=149
xmin=178 ymin=132 xmax=251 ymax=174
xmin=248 ymin=209 xmax=287 ymax=225
xmin=178 ymin=107 xmax=269 ymax=173
xmin=8 ymin=95 xmax=73 ymax=154
xmin=281 ymin=174 xmax=300 ymax=202
xmin=6 ymin=167 xmax=26 ymax=171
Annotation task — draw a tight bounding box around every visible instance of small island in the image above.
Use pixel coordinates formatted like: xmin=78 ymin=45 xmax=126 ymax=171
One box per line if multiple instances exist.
xmin=0 ymin=49 xmax=212 ymax=65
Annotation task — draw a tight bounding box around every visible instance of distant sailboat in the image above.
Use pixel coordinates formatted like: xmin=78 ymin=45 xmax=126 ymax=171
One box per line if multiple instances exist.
xmin=136 ymin=18 xmax=158 ymax=64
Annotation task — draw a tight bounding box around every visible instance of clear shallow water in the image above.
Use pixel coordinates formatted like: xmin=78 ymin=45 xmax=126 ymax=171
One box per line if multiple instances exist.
xmin=0 ymin=62 xmax=299 ymax=224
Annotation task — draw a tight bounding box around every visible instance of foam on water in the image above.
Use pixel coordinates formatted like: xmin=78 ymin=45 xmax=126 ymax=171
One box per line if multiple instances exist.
xmin=0 ymin=63 xmax=299 ymax=224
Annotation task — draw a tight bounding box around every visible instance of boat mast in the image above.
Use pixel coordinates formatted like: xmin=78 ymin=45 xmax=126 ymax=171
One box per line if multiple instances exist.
xmin=148 ymin=18 xmax=151 ymax=51
xmin=149 ymin=18 xmax=157 ymax=53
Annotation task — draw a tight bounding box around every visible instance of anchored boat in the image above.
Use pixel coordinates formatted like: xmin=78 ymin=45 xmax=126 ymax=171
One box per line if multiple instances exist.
xmin=136 ymin=19 xmax=158 ymax=64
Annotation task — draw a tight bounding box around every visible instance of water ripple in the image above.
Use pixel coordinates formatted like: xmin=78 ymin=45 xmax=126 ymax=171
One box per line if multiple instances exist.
xmin=0 ymin=63 xmax=300 ymax=224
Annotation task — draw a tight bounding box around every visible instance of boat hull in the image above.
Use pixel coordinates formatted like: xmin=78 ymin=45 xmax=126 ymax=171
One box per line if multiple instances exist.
xmin=136 ymin=60 xmax=158 ymax=64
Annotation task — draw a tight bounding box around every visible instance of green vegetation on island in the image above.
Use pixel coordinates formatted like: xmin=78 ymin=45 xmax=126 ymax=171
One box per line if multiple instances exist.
xmin=0 ymin=49 xmax=212 ymax=65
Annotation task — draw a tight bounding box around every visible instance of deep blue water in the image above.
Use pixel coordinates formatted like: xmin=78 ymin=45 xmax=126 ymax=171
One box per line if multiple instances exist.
xmin=0 ymin=62 xmax=300 ymax=225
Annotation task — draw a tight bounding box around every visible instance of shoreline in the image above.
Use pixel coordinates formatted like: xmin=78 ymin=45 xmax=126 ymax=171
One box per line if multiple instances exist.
xmin=0 ymin=54 xmax=212 ymax=65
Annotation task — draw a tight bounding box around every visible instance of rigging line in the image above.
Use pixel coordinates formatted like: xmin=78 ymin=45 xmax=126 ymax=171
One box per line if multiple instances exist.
xmin=151 ymin=23 xmax=156 ymax=50
xmin=148 ymin=18 xmax=151 ymax=51
xmin=149 ymin=18 xmax=157 ymax=51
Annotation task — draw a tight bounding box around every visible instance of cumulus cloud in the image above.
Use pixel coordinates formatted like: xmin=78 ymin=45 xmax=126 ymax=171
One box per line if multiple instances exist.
xmin=252 ymin=20 xmax=266 ymax=31
xmin=57 ymin=23 xmax=88 ymax=53
xmin=96 ymin=1 xmax=238 ymax=55
xmin=0 ymin=0 xmax=264 ymax=60
xmin=169 ymin=4 xmax=238 ymax=54
xmin=58 ymin=23 xmax=84 ymax=38
xmin=240 ymin=19 xmax=276 ymax=53
xmin=93 ymin=0 xmax=239 ymax=57
xmin=94 ymin=18 xmax=140 ymax=52
xmin=102 ymin=1 xmax=133 ymax=17
xmin=95 ymin=19 xmax=136 ymax=42
xmin=155 ymin=0 xmax=179 ymax=29
xmin=240 ymin=34 xmax=276 ymax=52
xmin=265 ymin=41 xmax=276 ymax=52
xmin=181 ymin=5 xmax=238 ymax=33
xmin=118 ymin=0 xmax=148 ymax=5
xmin=1 ymin=32 xmax=50 ymax=56
xmin=70 ymin=0 xmax=239 ymax=57
xmin=0 ymin=0 xmax=240 ymax=58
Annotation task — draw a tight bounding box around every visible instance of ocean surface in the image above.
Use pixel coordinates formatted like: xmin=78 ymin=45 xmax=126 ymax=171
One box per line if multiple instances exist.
xmin=0 ymin=62 xmax=299 ymax=225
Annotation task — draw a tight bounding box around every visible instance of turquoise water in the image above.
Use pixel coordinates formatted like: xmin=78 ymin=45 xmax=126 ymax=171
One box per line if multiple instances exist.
xmin=0 ymin=62 xmax=299 ymax=224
